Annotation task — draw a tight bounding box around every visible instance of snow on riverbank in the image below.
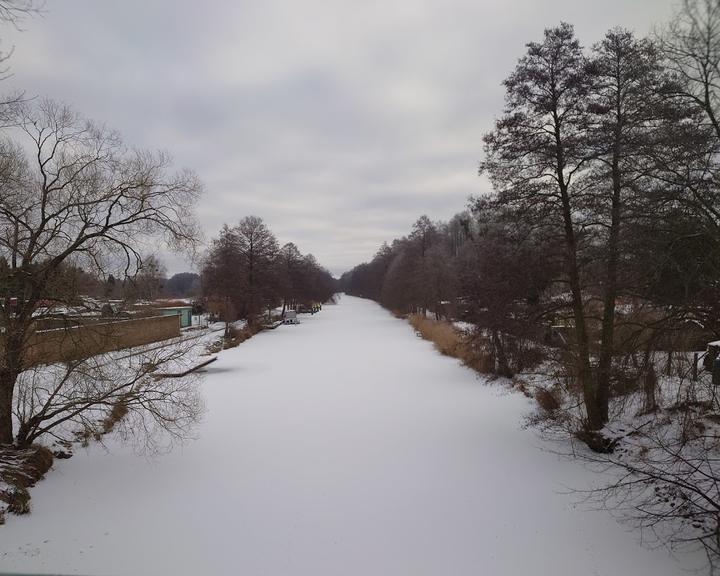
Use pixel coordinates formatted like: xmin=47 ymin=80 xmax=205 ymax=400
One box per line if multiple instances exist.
xmin=0 ymin=296 xmax=702 ymax=575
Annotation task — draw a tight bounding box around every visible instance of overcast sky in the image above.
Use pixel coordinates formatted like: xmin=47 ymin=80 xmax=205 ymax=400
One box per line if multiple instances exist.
xmin=3 ymin=0 xmax=676 ymax=276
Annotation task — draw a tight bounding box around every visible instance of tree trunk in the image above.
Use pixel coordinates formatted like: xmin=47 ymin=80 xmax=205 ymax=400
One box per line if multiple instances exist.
xmin=15 ymin=412 xmax=42 ymax=449
xmin=559 ymin=180 xmax=599 ymax=429
xmin=596 ymin=145 xmax=623 ymax=426
xmin=492 ymin=329 xmax=512 ymax=377
xmin=553 ymin=111 xmax=601 ymax=430
xmin=0 ymin=368 xmax=15 ymax=445
xmin=0 ymin=329 xmax=24 ymax=445
xmin=223 ymin=297 xmax=233 ymax=339
xmin=568 ymin=261 xmax=600 ymax=429
xmin=643 ymin=364 xmax=658 ymax=413
xmin=665 ymin=349 xmax=674 ymax=376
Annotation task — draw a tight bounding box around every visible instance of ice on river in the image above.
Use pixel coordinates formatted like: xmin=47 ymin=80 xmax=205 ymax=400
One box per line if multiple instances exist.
xmin=0 ymin=296 xmax=698 ymax=575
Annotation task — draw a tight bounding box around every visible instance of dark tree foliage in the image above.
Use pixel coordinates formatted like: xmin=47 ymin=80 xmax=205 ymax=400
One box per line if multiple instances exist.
xmin=201 ymin=225 xmax=242 ymax=337
xmin=234 ymin=216 xmax=279 ymax=325
xmin=342 ymin=215 xmax=464 ymax=315
xmin=202 ymin=218 xmax=336 ymax=333
xmin=459 ymin=200 xmax=556 ymax=376
xmin=165 ymin=273 xmax=200 ymax=298
xmin=343 ymin=20 xmax=720 ymax=437
xmin=480 ymin=23 xmax=608 ymax=427
xmin=341 ymin=215 xmax=464 ymax=319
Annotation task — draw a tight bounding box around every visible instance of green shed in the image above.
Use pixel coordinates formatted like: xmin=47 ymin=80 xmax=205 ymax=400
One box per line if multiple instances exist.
xmin=158 ymin=306 xmax=193 ymax=328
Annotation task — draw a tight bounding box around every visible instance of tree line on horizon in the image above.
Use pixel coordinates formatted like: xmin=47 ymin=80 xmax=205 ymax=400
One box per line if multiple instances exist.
xmin=342 ymin=1 xmax=720 ymax=560
xmin=341 ymin=8 xmax=720 ymax=432
xmin=201 ymin=216 xmax=337 ymax=333
xmin=2 ymin=256 xmax=204 ymax=304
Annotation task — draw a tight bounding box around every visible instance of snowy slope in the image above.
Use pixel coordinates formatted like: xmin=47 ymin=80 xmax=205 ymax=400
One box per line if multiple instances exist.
xmin=0 ymin=296 xmax=701 ymax=575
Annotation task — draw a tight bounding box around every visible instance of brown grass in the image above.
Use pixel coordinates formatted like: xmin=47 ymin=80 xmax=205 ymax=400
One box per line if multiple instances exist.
xmin=101 ymin=400 xmax=129 ymax=434
xmin=224 ymin=323 xmax=263 ymax=349
xmin=408 ymin=315 xmax=494 ymax=373
xmin=409 ymin=315 xmax=463 ymax=355
xmin=0 ymin=445 xmax=54 ymax=520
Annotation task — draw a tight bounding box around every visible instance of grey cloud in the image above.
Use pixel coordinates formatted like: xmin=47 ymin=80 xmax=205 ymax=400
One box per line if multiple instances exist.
xmin=2 ymin=0 xmax=677 ymax=276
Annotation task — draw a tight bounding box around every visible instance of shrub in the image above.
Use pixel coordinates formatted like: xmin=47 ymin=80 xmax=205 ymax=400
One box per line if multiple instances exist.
xmin=513 ymin=343 xmax=548 ymax=372
xmin=3 ymin=486 xmax=30 ymax=514
xmin=223 ymin=322 xmax=264 ymax=350
xmin=512 ymin=376 xmax=533 ymax=398
xmin=535 ymin=386 xmax=561 ymax=412
xmin=0 ymin=445 xmax=54 ymax=517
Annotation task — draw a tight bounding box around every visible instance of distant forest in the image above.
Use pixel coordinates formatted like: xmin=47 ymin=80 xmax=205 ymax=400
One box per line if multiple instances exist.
xmin=341 ymin=15 xmax=720 ymax=432
xmin=340 ymin=8 xmax=720 ymax=559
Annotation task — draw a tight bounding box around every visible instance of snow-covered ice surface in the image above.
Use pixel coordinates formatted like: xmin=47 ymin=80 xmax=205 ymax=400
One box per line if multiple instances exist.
xmin=0 ymin=296 xmax=701 ymax=575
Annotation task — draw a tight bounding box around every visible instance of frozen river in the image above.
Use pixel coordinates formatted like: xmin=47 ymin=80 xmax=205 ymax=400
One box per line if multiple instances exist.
xmin=0 ymin=296 xmax=693 ymax=575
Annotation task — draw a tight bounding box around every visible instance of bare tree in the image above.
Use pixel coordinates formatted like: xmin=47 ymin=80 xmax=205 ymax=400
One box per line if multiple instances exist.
xmin=660 ymin=0 xmax=720 ymax=141
xmin=481 ymin=23 xmax=604 ymax=428
xmin=275 ymin=242 xmax=303 ymax=313
xmin=572 ymin=366 xmax=720 ymax=567
xmin=13 ymin=337 xmax=204 ymax=451
xmin=460 ymin=200 xmax=555 ymax=376
xmin=0 ymin=0 xmax=43 ymax=113
xmin=202 ymin=224 xmax=242 ymax=338
xmin=204 ymin=219 xmax=336 ymax=330
xmin=583 ymin=28 xmax=673 ymax=433
xmin=234 ymin=216 xmax=278 ymax=325
xmin=0 ymin=99 xmax=202 ymax=446
xmin=0 ymin=0 xmax=41 ymax=25
xmin=125 ymin=254 xmax=167 ymax=302
xmin=295 ymin=253 xmax=336 ymax=307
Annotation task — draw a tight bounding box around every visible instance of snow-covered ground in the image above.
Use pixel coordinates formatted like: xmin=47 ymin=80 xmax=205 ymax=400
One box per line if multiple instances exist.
xmin=0 ymin=296 xmax=702 ymax=575
xmin=452 ymin=320 xmax=475 ymax=333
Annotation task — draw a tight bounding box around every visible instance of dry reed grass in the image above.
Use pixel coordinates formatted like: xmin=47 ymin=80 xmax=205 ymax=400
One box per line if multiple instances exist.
xmin=408 ymin=315 xmax=495 ymax=373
